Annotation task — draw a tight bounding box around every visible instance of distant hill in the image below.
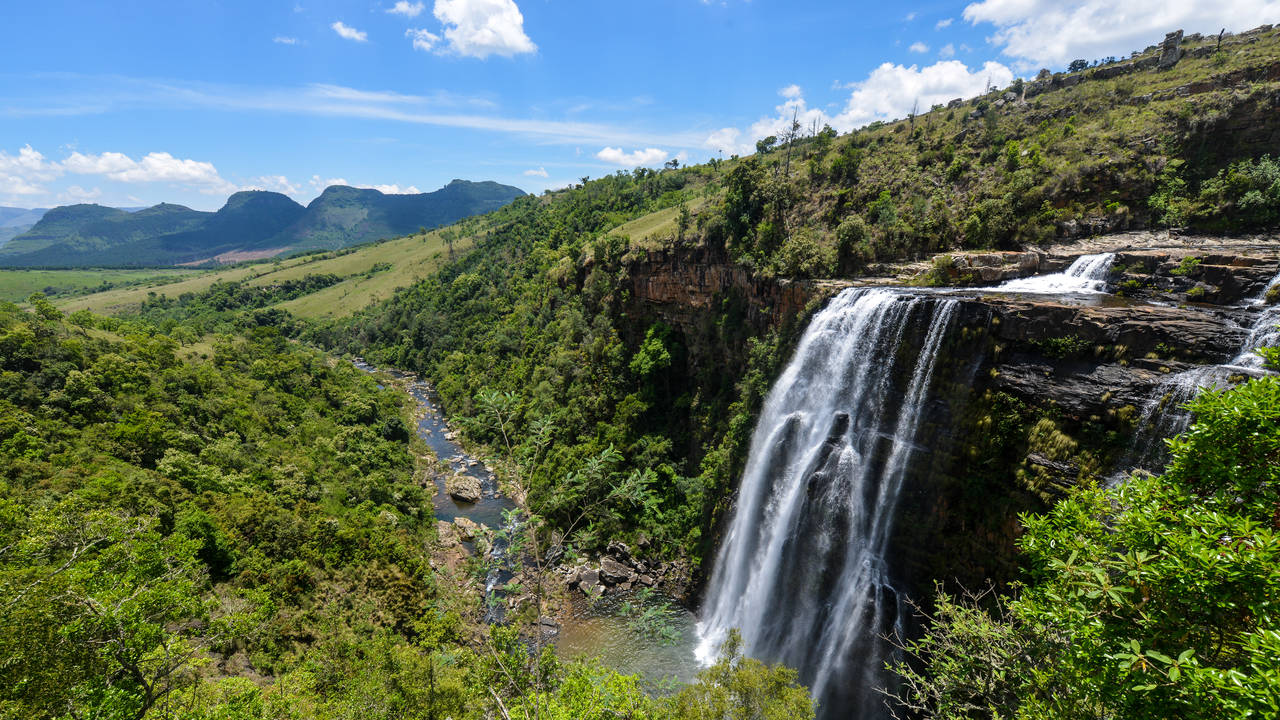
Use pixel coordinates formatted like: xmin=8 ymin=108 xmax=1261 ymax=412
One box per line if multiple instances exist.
xmin=0 ymin=180 xmax=525 ymax=267
xmin=0 ymin=207 xmax=49 ymax=228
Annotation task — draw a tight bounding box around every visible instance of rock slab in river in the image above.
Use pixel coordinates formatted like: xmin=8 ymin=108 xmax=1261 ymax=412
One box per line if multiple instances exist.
xmin=446 ymin=473 xmax=483 ymax=503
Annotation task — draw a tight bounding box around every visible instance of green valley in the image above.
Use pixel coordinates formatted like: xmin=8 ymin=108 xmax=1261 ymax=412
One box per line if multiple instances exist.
xmin=7 ymin=19 xmax=1280 ymax=720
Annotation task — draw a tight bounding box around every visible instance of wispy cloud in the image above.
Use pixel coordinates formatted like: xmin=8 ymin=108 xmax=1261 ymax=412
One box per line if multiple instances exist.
xmin=936 ymin=17 xmax=953 ymax=29
xmin=331 ymin=21 xmax=368 ymax=42
xmin=909 ymin=42 xmax=929 ymax=53
xmin=273 ymin=36 xmax=299 ymax=45
xmin=2 ymin=76 xmax=706 ymax=150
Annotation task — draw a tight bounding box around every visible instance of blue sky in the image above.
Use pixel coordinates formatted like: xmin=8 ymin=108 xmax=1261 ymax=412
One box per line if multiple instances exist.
xmin=2 ymin=0 xmax=1277 ymax=210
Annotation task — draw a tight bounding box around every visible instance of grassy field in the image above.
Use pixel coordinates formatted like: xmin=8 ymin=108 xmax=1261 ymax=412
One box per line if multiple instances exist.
xmin=58 ymin=228 xmax=473 ymax=320
xmin=0 ymin=268 xmax=205 ymax=303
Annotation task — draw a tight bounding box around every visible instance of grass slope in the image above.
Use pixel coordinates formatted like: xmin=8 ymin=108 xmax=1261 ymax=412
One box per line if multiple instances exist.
xmin=58 ymin=227 xmax=471 ymax=319
xmin=0 ymin=268 xmax=205 ymax=303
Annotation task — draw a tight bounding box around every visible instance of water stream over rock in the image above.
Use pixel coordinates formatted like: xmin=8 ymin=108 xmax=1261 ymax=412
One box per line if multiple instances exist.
xmin=696 ymin=288 xmax=964 ymax=719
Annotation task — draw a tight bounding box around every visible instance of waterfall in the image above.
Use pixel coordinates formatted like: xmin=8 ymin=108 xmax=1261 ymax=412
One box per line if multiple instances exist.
xmin=996 ymin=253 xmax=1115 ymax=294
xmin=696 ymin=288 xmax=961 ymax=719
xmin=1125 ymin=269 xmax=1280 ymax=471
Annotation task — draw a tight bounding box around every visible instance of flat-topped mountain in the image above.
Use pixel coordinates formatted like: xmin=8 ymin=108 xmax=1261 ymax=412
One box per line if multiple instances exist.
xmin=0 ymin=179 xmax=525 ymax=267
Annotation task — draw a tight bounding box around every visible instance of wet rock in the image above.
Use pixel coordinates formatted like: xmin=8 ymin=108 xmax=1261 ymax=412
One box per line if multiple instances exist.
xmin=600 ymin=556 xmax=631 ymax=584
xmin=453 ymin=516 xmax=481 ymax=541
xmin=446 ymin=473 xmax=482 ymax=503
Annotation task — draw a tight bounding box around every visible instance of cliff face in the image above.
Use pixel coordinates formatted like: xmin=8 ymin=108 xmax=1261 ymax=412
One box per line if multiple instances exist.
xmin=623 ymin=243 xmax=816 ymax=336
xmin=618 ymin=236 xmax=1280 ymax=597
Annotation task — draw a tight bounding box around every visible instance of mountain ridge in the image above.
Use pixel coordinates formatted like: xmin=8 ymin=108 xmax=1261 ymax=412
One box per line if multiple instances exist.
xmin=0 ymin=179 xmax=525 ymax=267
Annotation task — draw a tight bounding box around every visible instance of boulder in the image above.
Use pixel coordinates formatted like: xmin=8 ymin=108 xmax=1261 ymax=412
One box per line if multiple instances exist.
xmin=600 ymin=556 xmax=631 ymax=584
xmin=446 ymin=473 xmax=482 ymax=503
xmin=578 ymin=567 xmax=600 ymax=587
xmin=453 ymin=516 xmax=481 ymax=541
xmin=1158 ymin=29 xmax=1184 ymax=69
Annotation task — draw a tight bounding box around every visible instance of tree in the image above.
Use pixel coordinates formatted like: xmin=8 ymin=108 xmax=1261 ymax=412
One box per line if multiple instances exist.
xmin=1068 ymin=59 xmax=1089 ymax=73
xmin=755 ymin=136 xmax=778 ymax=155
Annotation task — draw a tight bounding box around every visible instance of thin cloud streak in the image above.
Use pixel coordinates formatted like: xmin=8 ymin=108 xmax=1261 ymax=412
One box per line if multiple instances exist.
xmin=2 ymin=75 xmax=708 ymax=150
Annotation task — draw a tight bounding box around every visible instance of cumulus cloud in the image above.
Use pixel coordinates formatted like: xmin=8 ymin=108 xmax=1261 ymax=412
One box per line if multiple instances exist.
xmin=273 ymin=36 xmax=299 ymax=45
xmin=331 ymin=21 xmax=368 ymax=42
xmin=243 ymin=175 xmax=302 ymax=195
xmin=596 ymin=147 xmax=670 ymax=167
xmin=433 ymin=0 xmax=536 ymax=58
xmin=59 ymin=185 xmax=102 ymax=202
xmin=64 ymin=151 xmax=234 ymax=191
xmin=704 ymin=59 xmax=1014 ymax=155
xmin=406 ymin=27 xmax=440 ymax=51
xmin=523 ymin=166 xmax=548 ymax=177
xmin=0 ymin=145 xmax=61 ymax=184
xmin=833 ymin=60 xmax=1013 ymax=127
xmin=939 ymin=43 xmax=957 ymax=58
xmin=963 ymin=0 xmax=1280 ymax=68
xmin=910 ymin=41 xmax=930 ymax=53
xmin=311 ymin=175 xmax=349 ymax=190
xmin=936 ymin=17 xmax=954 ymax=29
xmin=388 ymin=1 xmax=425 ymax=17
xmin=366 ymin=183 xmax=422 ymax=194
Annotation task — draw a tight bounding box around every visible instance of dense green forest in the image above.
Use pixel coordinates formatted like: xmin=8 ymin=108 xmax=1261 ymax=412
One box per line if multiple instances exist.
xmin=0 ymin=297 xmax=813 ymax=719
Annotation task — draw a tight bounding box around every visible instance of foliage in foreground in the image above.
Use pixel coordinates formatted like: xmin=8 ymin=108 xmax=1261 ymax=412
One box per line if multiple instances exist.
xmin=890 ymin=371 xmax=1280 ymax=719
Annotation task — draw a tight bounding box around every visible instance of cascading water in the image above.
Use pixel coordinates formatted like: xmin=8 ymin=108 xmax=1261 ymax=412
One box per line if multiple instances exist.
xmin=996 ymin=252 xmax=1115 ymax=294
xmin=696 ymin=288 xmax=962 ymax=719
xmin=1125 ymin=269 xmax=1280 ymax=471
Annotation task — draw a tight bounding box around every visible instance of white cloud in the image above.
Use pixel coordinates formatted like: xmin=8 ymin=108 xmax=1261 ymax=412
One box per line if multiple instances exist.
xmin=243 ymin=175 xmax=301 ymax=195
xmin=365 ymin=183 xmax=422 ymax=194
xmin=936 ymin=17 xmax=954 ymax=29
xmin=706 ymin=59 xmax=1014 ymax=155
xmin=59 ymin=185 xmax=102 ymax=202
xmin=388 ymin=1 xmax=426 ymax=17
xmin=311 ymin=175 xmax=349 ymax=190
xmin=939 ymin=43 xmax=957 ymax=58
xmin=407 ymin=27 xmax=440 ymax=51
xmin=433 ymin=0 xmax=536 ymax=58
xmin=910 ymin=41 xmax=930 ymax=53
xmin=779 ymin=84 xmax=803 ymax=99
xmin=523 ymin=166 xmax=548 ymax=177
xmin=596 ymin=147 xmax=670 ymax=167
xmin=273 ymin=36 xmax=299 ymax=45
xmin=703 ymin=127 xmax=742 ymax=155
xmin=905 ymin=11 xmax=918 ymax=21
xmin=963 ymin=0 xmax=1280 ymax=68
xmin=63 ymin=150 xmax=236 ymax=193
xmin=0 ymin=145 xmax=61 ymax=184
xmin=331 ymin=21 xmax=369 ymax=42
xmin=833 ymin=60 xmax=1013 ymax=127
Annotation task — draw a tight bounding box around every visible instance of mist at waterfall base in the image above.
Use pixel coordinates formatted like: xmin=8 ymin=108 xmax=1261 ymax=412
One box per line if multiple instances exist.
xmin=696 ymin=288 xmax=970 ymax=719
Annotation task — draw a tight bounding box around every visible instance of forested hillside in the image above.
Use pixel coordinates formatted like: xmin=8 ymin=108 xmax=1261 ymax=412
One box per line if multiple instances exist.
xmin=0 ymin=297 xmax=814 ymax=719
